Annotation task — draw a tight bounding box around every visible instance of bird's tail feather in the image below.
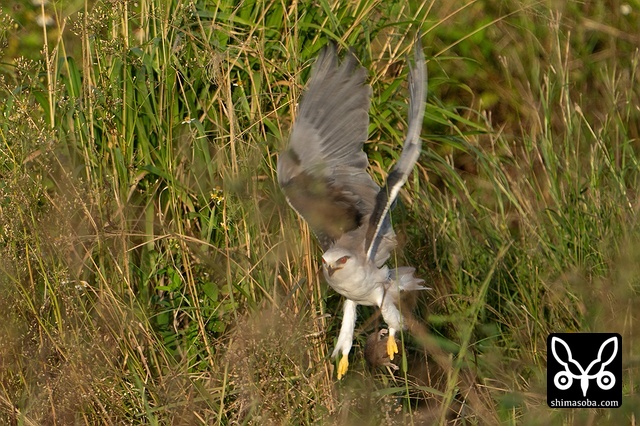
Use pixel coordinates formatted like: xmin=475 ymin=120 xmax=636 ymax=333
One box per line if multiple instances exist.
xmin=389 ymin=267 xmax=429 ymax=291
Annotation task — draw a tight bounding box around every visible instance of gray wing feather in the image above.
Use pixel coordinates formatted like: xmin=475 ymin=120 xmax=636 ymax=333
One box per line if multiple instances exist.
xmin=278 ymin=45 xmax=379 ymax=249
xmin=365 ymin=38 xmax=427 ymax=262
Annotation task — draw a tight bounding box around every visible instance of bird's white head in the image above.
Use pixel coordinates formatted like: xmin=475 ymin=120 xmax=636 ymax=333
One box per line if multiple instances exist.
xmin=322 ymin=247 xmax=357 ymax=279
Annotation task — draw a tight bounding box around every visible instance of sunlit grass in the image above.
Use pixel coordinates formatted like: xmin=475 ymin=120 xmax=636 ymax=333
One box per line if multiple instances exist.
xmin=1 ymin=0 xmax=639 ymax=424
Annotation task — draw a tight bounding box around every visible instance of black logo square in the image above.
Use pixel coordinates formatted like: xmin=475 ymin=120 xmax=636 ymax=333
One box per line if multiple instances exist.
xmin=547 ymin=333 xmax=622 ymax=408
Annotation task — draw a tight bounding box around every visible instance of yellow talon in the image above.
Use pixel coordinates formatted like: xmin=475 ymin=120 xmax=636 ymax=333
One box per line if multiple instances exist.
xmin=387 ymin=334 xmax=399 ymax=360
xmin=337 ymin=355 xmax=349 ymax=380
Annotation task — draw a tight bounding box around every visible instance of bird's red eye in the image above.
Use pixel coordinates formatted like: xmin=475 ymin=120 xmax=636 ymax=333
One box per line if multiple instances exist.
xmin=337 ymin=256 xmax=350 ymax=264
xmin=322 ymin=258 xmax=327 ymax=264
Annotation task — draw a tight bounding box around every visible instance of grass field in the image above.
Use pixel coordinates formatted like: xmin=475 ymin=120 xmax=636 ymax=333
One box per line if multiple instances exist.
xmin=1 ymin=0 xmax=639 ymax=424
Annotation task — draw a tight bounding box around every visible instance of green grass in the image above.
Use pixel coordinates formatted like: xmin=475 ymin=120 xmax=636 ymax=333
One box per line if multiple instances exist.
xmin=1 ymin=0 xmax=639 ymax=424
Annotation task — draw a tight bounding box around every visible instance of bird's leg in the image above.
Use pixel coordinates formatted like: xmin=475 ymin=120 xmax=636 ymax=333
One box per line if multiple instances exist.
xmin=332 ymin=299 xmax=357 ymax=379
xmin=337 ymin=355 xmax=349 ymax=380
xmin=378 ymin=328 xmax=399 ymax=361
xmin=387 ymin=327 xmax=399 ymax=360
xmin=379 ymin=296 xmax=402 ymax=360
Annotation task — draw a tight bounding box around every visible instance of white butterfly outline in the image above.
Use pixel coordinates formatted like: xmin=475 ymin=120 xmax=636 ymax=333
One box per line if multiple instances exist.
xmin=551 ymin=336 xmax=618 ymax=397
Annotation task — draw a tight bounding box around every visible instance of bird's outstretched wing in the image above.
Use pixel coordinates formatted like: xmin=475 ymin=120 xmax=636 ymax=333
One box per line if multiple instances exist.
xmin=278 ymin=45 xmax=379 ymax=250
xmin=364 ymin=38 xmax=427 ymax=262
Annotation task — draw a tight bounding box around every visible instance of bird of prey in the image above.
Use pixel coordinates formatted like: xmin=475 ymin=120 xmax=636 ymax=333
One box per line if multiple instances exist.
xmin=278 ymin=38 xmax=427 ymax=379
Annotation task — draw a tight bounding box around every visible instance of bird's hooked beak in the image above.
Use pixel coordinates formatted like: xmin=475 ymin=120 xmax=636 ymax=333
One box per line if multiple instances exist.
xmin=322 ymin=255 xmax=350 ymax=277
xmin=325 ymin=265 xmax=338 ymax=277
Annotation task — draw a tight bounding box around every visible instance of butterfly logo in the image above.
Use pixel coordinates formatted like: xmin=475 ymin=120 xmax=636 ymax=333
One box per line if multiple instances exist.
xmin=551 ymin=336 xmax=618 ymax=397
